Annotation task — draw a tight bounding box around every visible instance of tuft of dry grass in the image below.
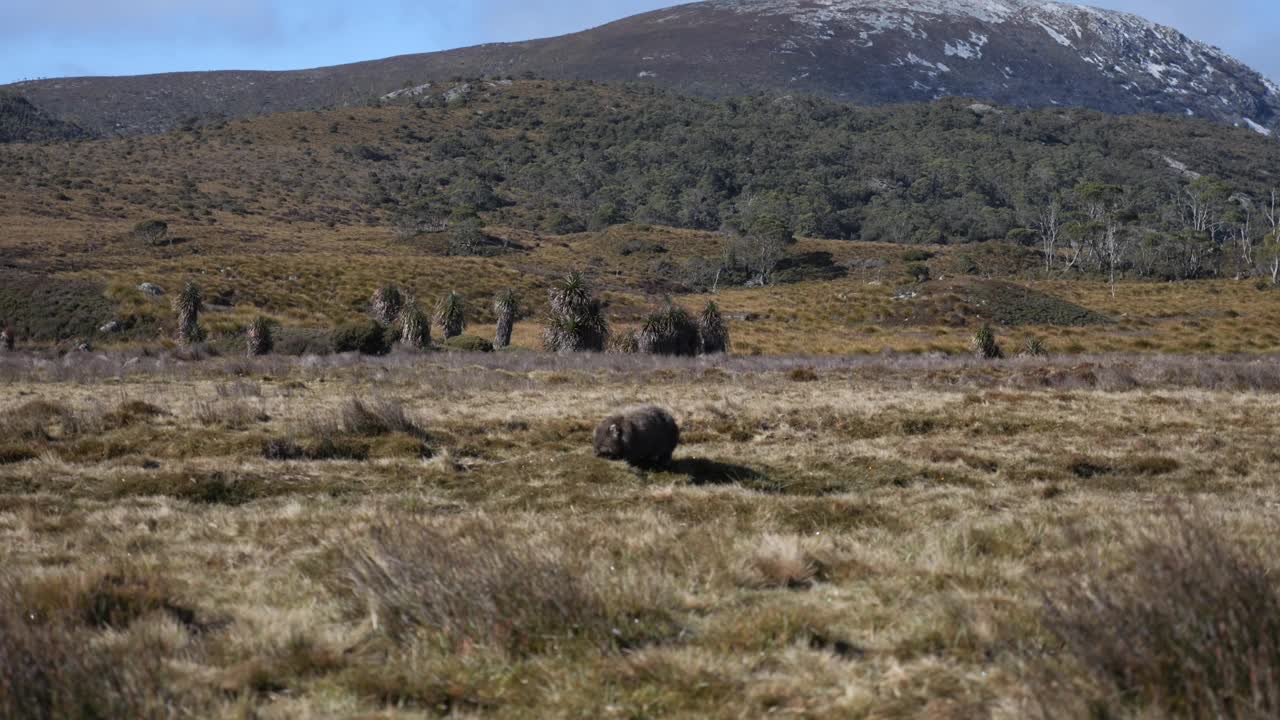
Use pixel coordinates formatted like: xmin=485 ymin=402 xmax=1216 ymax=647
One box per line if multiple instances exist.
xmin=337 ymin=397 xmax=425 ymax=439
xmin=0 ymin=568 xmax=207 ymax=719
xmin=743 ymin=534 xmax=820 ymax=589
xmin=330 ymin=520 xmax=611 ymax=655
xmin=1043 ymin=511 xmax=1280 ymax=719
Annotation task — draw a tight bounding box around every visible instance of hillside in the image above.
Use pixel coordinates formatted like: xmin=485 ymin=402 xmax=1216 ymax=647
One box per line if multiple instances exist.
xmin=4 ymin=0 xmax=1278 ymax=137
xmin=3 ymin=81 xmax=1280 ymax=354
xmin=0 ymin=93 xmax=88 ymax=143
xmin=2 ymin=80 xmax=1277 ymax=249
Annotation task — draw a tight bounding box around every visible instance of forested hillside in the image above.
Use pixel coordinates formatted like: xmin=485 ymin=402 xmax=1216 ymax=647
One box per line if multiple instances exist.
xmin=4 ymin=80 xmax=1280 ymax=285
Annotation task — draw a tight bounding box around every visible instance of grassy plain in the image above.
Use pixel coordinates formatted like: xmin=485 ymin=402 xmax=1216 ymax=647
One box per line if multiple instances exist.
xmin=3 ymin=351 xmax=1280 ymax=717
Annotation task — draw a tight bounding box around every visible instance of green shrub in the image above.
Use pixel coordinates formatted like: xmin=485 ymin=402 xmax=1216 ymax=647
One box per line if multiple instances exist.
xmin=442 ymin=335 xmax=494 ymax=353
xmin=332 ymin=321 xmax=392 ymax=356
xmin=274 ymin=327 xmax=332 ymax=356
xmin=907 ymin=263 xmax=931 ymax=283
xmin=448 ymin=218 xmax=488 ymax=256
xmin=965 ymin=281 xmax=1110 ymax=326
xmin=544 ymin=211 xmax=585 ymax=235
xmin=902 ymin=249 xmax=935 ymax=262
xmin=132 ymin=219 xmax=169 ymax=245
xmin=638 ymin=302 xmax=699 ymax=356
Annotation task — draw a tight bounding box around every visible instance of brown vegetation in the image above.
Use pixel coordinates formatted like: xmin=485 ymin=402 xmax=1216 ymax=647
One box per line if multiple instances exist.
xmin=0 ymin=354 xmax=1275 ymax=715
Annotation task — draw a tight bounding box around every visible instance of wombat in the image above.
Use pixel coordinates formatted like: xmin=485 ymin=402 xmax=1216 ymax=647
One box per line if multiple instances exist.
xmin=593 ymin=405 xmax=680 ymax=469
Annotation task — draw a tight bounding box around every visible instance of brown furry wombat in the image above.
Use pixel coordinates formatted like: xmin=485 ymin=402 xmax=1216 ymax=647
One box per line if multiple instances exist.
xmin=593 ymin=405 xmax=680 ymax=469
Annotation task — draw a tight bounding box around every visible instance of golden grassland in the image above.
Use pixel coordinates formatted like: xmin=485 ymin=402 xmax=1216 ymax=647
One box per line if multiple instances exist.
xmin=3 ymin=352 xmax=1280 ymax=717
xmin=7 ymin=203 xmax=1280 ymax=357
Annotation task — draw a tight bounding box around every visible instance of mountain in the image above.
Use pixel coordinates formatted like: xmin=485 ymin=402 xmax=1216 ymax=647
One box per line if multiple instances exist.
xmin=0 ymin=94 xmax=89 ymax=143
xmin=3 ymin=0 xmax=1278 ymax=137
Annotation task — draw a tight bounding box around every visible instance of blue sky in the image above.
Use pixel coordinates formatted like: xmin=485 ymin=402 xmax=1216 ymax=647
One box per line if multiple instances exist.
xmin=2 ymin=0 xmax=1276 ymax=84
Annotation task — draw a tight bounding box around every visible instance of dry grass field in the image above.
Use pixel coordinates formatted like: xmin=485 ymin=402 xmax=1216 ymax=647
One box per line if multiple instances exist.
xmin=4 ymin=350 xmax=1280 ymax=718
xmin=7 ymin=81 xmax=1280 ymax=719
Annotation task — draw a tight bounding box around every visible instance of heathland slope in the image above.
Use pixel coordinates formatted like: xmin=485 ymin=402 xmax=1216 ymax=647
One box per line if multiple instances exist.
xmin=4 ymin=83 xmax=1280 ymax=355
xmin=4 ymin=0 xmax=1278 ymax=137
xmin=3 ymin=81 xmax=1278 ymax=249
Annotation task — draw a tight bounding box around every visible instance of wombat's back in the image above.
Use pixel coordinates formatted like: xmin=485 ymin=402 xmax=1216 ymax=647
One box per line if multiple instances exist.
xmin=594 ymin=405 xmax=679 ymax=468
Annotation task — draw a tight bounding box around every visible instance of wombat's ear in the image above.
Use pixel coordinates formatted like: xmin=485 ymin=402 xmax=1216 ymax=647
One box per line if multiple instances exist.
xmin=610 ymin=423 xmax=621 ymax=437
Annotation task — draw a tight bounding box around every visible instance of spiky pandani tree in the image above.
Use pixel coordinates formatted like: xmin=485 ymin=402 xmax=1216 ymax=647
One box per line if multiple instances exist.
xmin=399 ymin=300 xmax=431 ymax=350
xmin=246 ymin=316 xmax=274 ymax=356
xmin=434 ymin=291 xmax=466 ymax=339
xmin=638 ymin=301 xmax=700 ymax=357
xmin=173 ymin=282 xmax=206 ymax=344
xmin=543 ymin=272 xmax=608 ymax=352
xmin=493 ymin=288 xmax=520 ymax=349
xmin=698 ymin=300 xmax=729 ymax=355
xmin=0 ymin=326 xmax=14 ymax=352
xmin=370 ymin=285 xmax=405 ymax=326
xmin=972 ymin=323 xmax=1004 ymax=360
xmin=1020 ymin=335 xmax=1048 ymax=358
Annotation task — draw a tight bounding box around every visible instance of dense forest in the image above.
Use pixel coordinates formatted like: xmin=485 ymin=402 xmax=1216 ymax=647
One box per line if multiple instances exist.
xmin=368 ymin=82 xmax=1280 ymax=282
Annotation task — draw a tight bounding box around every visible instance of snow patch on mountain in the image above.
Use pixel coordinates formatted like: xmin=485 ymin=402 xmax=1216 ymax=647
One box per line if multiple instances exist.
xmin=706 ymin=0 xmax=1274 ymax=134
xmin=945 ymin=31 xmax=988 ymax=60
xmin=1245 ymin=118 xmax=1273 ymax=137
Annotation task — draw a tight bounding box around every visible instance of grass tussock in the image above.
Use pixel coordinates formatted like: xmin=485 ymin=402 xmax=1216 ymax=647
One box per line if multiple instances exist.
xmin=337 ymin=398 xmax=426 ymax=439
xmin=1 ymin=399 xmax=76 ymax=441
xmin=0 ymin=569 xmax=206 ymax=719
xmin=264 ymin=398 xmax=429 ymax=462
xmin=741 ymin=534 xmax=822 ymax=590
xmin=331 ymin=521 xmax=612 ymax=655
xmin=1043 ymin=512 xmax=1280 ymax=719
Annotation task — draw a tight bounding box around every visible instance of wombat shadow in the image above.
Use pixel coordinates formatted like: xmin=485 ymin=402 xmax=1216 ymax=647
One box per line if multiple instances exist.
xmin=666 ymin=457 xmax=766 ymax=486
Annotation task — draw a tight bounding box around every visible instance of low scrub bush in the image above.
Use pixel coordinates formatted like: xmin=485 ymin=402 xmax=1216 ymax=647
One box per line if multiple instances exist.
xmin=332 ymin=321 xmax=393 ymax=356
xmin=441 ymin=334 xmax=494 ymax=353
xmin=0 ymin=272 xmax=113 ymax=343
xmin=273 ymin=327 xmax=332 ymax=356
